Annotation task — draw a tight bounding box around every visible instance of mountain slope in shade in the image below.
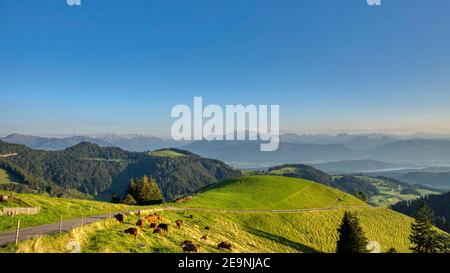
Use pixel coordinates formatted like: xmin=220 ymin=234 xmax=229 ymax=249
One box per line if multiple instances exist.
xmin=182 ymin=140 xmax=358 ymax=164
xmin=311 ymin=159 xmax=403 ymax=174
xmin=0 ymin=141 xmax=241 ymax=201
xmin=368 ymin=139 xmax=450 ymax=163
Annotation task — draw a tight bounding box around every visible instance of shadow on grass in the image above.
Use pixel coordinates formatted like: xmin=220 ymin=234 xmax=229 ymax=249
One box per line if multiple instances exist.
xmin=245 ymin=227 xmax=318 ymax=253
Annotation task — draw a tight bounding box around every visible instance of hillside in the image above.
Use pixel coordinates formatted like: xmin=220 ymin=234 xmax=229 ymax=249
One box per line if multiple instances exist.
xmin=266 ymin=164 xmax=379 ymax=198
xmin=181 ymin=175 xmax=366 ymax=209
xmin=0 ymin=190 xmax=138 ymax=232
xmin=368 ymin=139 xmax=450 ymax=163
xmin=182 ymin=140 xmax=357 ymax=165
xmin=391 ymin=192 xmax=450 ymax=233
xmin=0 ymin=141 xmax=241 ymax=201
xmin=3 ymin=176 xmax=434 ymax=253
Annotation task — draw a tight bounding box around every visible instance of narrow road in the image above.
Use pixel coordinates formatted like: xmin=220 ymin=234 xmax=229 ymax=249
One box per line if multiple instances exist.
xmin=0 ymin=205 xmax=373 ymax=246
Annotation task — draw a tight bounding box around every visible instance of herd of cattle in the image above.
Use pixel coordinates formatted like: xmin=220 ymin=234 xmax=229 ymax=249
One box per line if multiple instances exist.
xmin=114 ymin=212 xmax=233 ymax=253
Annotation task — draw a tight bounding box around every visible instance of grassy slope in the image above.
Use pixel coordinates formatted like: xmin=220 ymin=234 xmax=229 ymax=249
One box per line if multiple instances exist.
xmin=358 ymin=176 xmax=441 ymax=207
xmin=0 ymin=190 xmax=141 ymax=232
xmin=181 ymin=175 xmax=366 ymax=209
xmin=2 ymin=175 xmax=428 ymax=253
xmin=0 ymin=168 xmax=21 ymax=185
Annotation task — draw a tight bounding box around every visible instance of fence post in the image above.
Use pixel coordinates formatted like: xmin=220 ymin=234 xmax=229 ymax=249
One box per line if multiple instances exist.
xmin=15 ymin=219 xmax=20 ymax=245
xmin=59 ymin=215 xmax=63 ymax=234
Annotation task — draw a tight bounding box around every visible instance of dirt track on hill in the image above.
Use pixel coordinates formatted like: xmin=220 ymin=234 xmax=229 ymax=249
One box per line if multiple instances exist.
xmin=0 ymin=205 xmax=373 ymax=246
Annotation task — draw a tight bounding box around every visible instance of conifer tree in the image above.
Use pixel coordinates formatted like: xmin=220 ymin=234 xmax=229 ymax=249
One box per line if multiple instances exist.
xmin=122 ymin=194 xmax=137 ymax=205
xmin=410 ymin=202 xmax=445 ymax=253
xmin=336 ymin=211 xmax=368 ymax=253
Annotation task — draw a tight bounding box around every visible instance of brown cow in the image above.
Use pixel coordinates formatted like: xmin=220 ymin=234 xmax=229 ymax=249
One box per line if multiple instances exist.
xmin=201 ymin=235 xmax=208 ymax=241
xmin=136 ymin=219 xmax=144 ymax=228
xmin=183 ymin=243 xmax=201 ymax=253
xmin=175 ymin=220 xmax=183 ymax=228
xmin=218 ymin=242 xmax=232 ymax=251
xmin=146 ymin=214 xmax=158 ymax=223
xmin=114 ymin=214 xmax=125 ymax=223
xmin=124 ymin=227 xmax=139 ymax=238
xmin=155 ymin=213 xmax=163 ymax=221
xmin=181 ymin=240 xmax=193 ymax=246
xmin=150 ymin=223 xmax=157 ymax=229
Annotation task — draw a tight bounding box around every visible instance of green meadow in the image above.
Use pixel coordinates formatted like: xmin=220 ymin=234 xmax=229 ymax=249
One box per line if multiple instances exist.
xmin=2 ymin=175 xmax=436 ymax=253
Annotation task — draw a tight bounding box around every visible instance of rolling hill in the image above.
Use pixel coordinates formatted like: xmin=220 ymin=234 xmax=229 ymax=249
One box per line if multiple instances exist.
xmin=179 ymin=175 xmax=366 ymax=209
xmin=3 ymin=175 xmax=437 ymax=253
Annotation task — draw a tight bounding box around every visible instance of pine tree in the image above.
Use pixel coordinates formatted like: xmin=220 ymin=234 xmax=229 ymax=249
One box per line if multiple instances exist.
xmin=125 ymin=175 xmax=163 ymax=205
xmin=122 ymin=194 xmax=137 ymax=205
xmin=336 ymin=211 xmax=368 ymax=253
xmin=410 ymin=202 xmax=445 ymax=253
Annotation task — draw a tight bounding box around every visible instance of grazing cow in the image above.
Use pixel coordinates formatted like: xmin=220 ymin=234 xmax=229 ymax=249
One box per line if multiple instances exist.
xmin=124 ymin=227 xmax=139 ymax=238
xmin=218 ymin=242 xmax=232 ymax=251
xmin=155 ymin=213 xmax=163 ymax=221
xmin=150 ymin=223 xmax=157 ymax=229
xmin=189 ymin=215 xmax=194 ymax=219
xmin=175 ymin=220 xmax=183 ymax=228
xmin=146 ymin=214 xmax=158 ymax=223
xmin=201 ymin=235 xmax=208 ymax=241
xmin=181 ymin=240 xmax=193 ymax=246
xmin=114 ymin=214 xmax=125 ymax=223
xmin=157 ymin=223 xmax=169 ymax=232
xmin=136 ymin=219 xmax=144 ymax=228
xmin=183 ymin=243 xmax=201 ymax=253
xmin=153 ymin=227 xmax=163 ymax=236
xmin=205 ymin=226 xmax=210 ymax=231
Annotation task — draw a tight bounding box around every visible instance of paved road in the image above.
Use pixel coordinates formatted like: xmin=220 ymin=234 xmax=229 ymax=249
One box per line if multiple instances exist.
xmin=0 ymin=205 xmax=373 ymax=246
xmin=0 ymin=213 xmax=122 ymax=246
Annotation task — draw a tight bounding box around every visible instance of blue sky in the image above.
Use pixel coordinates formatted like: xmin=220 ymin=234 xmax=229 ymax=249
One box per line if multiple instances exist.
xmin=1 ymin=0 xmax=450 ymax=137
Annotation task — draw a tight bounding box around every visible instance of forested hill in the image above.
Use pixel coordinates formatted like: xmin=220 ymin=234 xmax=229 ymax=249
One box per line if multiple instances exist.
xmin=0 ymin=141 xmax=241 ymax=201
xmin=391 ymin=192 xmax=450 ymax=233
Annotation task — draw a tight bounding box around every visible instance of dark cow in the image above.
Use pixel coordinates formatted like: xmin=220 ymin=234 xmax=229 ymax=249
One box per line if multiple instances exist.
xmin=175 ymin=220 xmax=183 ymax=228
xmin=157 ymin=223 xmax=169 ymax=232
xmin=150 ymin=223 xmax=157 ymax=229
xmin=153 ymin=227 xmax=163 ymax=236
xmin=124 ymin=227 xmax=139 ymax=238
xmin=136 ymin=219 xmax=144 ymax=228
xmin=181 ymin=240 xmax=193 ymax=246
xmin=218 ymin=242 xmax=232 ymax=251
xmin=189 ymin=215 xmax=194 ymax=219
xmin=201 ymin=235 xmax=208 ymax=241
xmin=183 ymin=243 xmax=201 ymax=253
xmin=114 ymin=214 xmax=125 ymax=223
xmin=205 ymin=226 xmax=210 ymax=231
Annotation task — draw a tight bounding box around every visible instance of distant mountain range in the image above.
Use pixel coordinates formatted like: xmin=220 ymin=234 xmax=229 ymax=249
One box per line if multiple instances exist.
xmin=0 ymin=133 xmax=188 ymax=152
xmin=3 ymin=133 xmax=450 ymax=170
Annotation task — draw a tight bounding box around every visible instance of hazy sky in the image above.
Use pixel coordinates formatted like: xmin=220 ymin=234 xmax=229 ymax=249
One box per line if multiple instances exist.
xmin=1 ymin=0 xmax=450 ymax=137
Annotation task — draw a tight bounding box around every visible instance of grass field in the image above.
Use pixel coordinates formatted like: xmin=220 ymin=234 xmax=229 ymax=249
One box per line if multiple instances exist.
xmin=2 ymin=175 xmax=434 ymax=253
xmin=149 ymin=149 xmax=186 ymax=158
xmin=358 ymin=176 xmax=441 ymax=207
xmin=0 ymin=190 xmax=141 ymax=232
xmin=180 ymin=176 xmax=366 ymax=209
